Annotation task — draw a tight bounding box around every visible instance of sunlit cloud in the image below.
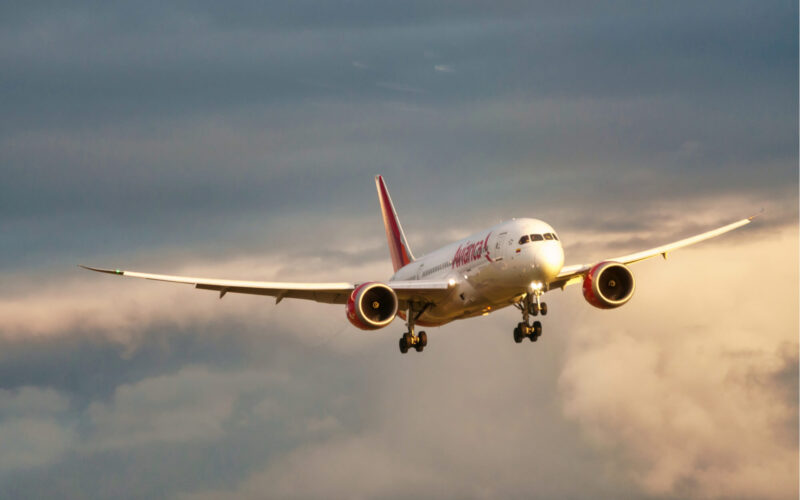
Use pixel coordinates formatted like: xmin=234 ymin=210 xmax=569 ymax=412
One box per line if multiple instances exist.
xmin=559 ymin=229 xmax=798 ymax=499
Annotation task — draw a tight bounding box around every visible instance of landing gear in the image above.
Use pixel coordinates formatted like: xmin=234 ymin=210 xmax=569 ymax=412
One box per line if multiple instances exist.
xmin=398 ymin=304 xmax=430 ymax=354
xmin=513 ymin=325 xmax=524 ymax=343
xmin=527 ymin=293 xmax=547 ymax=316
xmin=514 ymin=292 xmax=547 ymax=344
xmin=399 ymin=330 xmax=427 ymax=353
xmin=529 ymin=321 xmax=542 ymax=342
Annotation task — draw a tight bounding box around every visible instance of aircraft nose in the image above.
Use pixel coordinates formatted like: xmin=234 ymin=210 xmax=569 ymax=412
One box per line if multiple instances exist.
xmin=536 ymin=244 xmax=565 ymax=281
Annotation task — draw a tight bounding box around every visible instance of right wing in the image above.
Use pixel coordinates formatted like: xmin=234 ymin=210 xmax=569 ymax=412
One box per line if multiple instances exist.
xmin=549 ymin=214 xmax=757 ymax=290
xmin=80 ymin=265 xmax=452 ymax=306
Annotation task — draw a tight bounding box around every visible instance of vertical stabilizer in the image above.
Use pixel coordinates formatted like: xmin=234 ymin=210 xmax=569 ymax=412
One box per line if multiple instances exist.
xmin=375 ymin=176 xmax=415 ymax=272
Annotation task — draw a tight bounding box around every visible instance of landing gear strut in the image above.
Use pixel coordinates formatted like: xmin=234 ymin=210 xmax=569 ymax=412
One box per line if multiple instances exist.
xmin=398 ymin=304 xmax=429 ymax=354
xmin=526 ymin=290 xmax=547 ymax=316
xmin=514 ymin=291 xmax=547 ymax=344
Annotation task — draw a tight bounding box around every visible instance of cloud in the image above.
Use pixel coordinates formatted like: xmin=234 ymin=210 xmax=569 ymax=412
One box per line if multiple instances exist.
xmin=0 ymin=388 xmax=75 ymax=472
xmin=0 ymin=1 xmax=795 ymax=498
xmin=434 ymin=64 xmax=454 ymax=73
xmin=376 ymin=82 xmax=426 ymax=93
xmin=0 ymin=220 xmax=795 ymax=499
xmin=84 ymin=366 xmax=276 ymax=450
xmin=559 ymin=227 xmax=798 ymax=499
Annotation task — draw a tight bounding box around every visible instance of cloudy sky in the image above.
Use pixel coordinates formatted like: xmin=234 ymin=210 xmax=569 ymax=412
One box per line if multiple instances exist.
xmin=1 ymin=1 xmax=797 ymax=499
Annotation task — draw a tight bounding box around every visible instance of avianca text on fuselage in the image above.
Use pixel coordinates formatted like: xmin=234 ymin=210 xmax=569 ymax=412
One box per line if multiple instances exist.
xmin=452 ymin=233 xmax=492 ymax=268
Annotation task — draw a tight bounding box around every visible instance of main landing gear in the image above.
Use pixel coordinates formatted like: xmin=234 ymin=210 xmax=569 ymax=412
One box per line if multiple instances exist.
xmin=513 ymin=291 xmax=547 ymax=344
xmin=399 ymin=331 xmax=427 ymax=354
xmin=398 ymin=304 xmax=430 ymax=354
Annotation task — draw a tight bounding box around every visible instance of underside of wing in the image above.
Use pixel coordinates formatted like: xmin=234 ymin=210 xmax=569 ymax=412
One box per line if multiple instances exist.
xmin=388 ymin=279 xmax=454 ymax=308
xmin=80 ymin=265 xmax=355 ymax=304
xmin=80 ymin=266 xmax=454 ymax=307
xmin=549 ymin=214 xmax=757 ymax=291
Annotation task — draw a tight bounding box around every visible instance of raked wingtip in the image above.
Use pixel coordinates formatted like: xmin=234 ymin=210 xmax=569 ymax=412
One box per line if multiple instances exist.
xmin=747 ymin=208 xmax=765 ymax=221
xmin=79 ymin=265 xmax=123 ymax=275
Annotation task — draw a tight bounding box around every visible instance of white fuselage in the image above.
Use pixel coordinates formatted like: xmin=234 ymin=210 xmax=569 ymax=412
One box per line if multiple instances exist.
xmin=391 ymin=218 xmax=565 ymax=325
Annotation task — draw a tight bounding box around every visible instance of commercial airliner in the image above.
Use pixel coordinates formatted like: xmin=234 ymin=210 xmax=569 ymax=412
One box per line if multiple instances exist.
xmin=83 ymin=176 xmax=756 ymax=353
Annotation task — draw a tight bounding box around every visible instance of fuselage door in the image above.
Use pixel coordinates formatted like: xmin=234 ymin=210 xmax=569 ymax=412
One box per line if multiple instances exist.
xmin=493 ymin=232 xmax=508 ymax=261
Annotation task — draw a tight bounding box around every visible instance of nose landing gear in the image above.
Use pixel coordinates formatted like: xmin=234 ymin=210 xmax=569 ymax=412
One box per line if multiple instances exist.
xmin=514 ymin=292 xmax=546 ymax=344
xmin=527 ymin=290 xmax=547 ymax=316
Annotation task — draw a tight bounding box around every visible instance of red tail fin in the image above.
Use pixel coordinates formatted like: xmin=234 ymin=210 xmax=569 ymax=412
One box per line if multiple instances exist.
xmin=375 ymin=176 xmax=415 ymax=272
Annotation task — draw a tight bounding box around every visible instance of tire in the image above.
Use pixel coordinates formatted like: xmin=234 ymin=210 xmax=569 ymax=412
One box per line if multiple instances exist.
xmin=529 ymin=303 xmax=539 ymax=316
xmin=399 ymin=337 xmax=408 ymax=354
xmin=533 ymin=321 xmax=542 ymax=336
xmin=415 ymin=344 xmax=424 ymax=352
xmin=540 ymin=303 xmax=548 ymax=316
xmin=513 ymin=325 xmax=523 ymax=343
xmin=419 ymin=331 xmax=428 ymax=347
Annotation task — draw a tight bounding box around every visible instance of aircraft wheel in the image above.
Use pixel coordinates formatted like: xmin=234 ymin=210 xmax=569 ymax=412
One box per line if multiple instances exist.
xmin=529 ymin=303 xmax=539 ymax=316
xmin=513 ymin=325 xmax=523 ymax=344
xmin=399 ymin=337 xmax=409 ymax=354
xmin=533 ymin=321 xmax=542 ymax=337
xmin=418 ymin=331 xmax=428 ymax=347
xmin=540 ymin=303 xmax=548 ymax=316
xmin=415 ymin=343 xmax=424 ymax=352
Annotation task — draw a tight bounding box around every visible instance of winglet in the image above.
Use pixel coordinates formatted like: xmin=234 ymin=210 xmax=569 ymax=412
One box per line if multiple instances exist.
xmin=79 ymin=265 xmax=124 ymax=276
xmin=375 ymin=176 xmax=415 ymax=272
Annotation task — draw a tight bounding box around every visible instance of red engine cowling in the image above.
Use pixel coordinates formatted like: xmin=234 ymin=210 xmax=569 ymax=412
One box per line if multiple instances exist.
xmin=582 ymin=261 xmax=636 ymax=309
xmin=346 ymin=282 xmax=399 ymax=330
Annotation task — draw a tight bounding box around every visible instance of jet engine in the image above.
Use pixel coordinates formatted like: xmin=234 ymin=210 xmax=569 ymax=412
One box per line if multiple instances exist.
xmin=346 ymin=282 xmax=399 ymax=330
xmin=582 ymin=261 xmax=635 ymax=309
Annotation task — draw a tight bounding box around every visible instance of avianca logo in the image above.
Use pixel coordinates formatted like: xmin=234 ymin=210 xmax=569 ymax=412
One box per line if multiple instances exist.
xmin=452 ymin=233 xmax=492 ymax=268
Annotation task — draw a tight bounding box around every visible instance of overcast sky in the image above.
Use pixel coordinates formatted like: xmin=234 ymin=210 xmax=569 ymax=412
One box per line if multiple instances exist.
xmin=0 ymin=2 xmax=797 ymax=499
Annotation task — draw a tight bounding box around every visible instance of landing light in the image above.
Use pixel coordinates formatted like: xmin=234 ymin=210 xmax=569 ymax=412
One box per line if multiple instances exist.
xmin=448 ymin=278 xmax=456 ymax=286
xmin=530 ymin=281 xmax=543 ymax=291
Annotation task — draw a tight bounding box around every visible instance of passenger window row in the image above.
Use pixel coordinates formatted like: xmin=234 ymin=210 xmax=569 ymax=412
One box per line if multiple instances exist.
xmin=518 ymin=233 xmax=559 ymax=245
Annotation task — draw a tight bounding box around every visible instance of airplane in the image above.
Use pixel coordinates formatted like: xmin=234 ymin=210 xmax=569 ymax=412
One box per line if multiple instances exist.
xmin=82 ymin=176 xmax=757 ymax=354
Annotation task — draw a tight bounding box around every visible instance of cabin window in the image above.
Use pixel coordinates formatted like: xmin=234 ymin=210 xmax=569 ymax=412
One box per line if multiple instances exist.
xmin=530 ymin=234 xmax=544 ymax=241
xmin=518 ymin=235 xmax=530 ymax=245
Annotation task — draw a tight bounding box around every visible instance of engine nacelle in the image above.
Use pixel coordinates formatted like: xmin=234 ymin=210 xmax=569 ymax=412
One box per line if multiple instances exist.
xmin=346 ymin=282 xmax=399 ymax=330
xmin=582 ymin=261 xmax=636 ymax=309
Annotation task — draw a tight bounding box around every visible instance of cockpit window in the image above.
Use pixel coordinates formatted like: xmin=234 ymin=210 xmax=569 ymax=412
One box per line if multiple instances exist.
xmin=551 ymin=233 xmax=559 ymax=241
xmin=518 ymin=235 xmax=530 ymax=245
xmin=543 ymin=233 xmax=554 ymax=240
xmin=530 ymin=234 xmax=544 ymax=241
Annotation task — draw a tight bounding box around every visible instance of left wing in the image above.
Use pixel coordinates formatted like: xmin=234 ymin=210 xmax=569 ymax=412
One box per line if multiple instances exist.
xmin=549 ymin=214 xmax=757 ymax=291
xmin=79 ymin=265 xmax=452 ymax=306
